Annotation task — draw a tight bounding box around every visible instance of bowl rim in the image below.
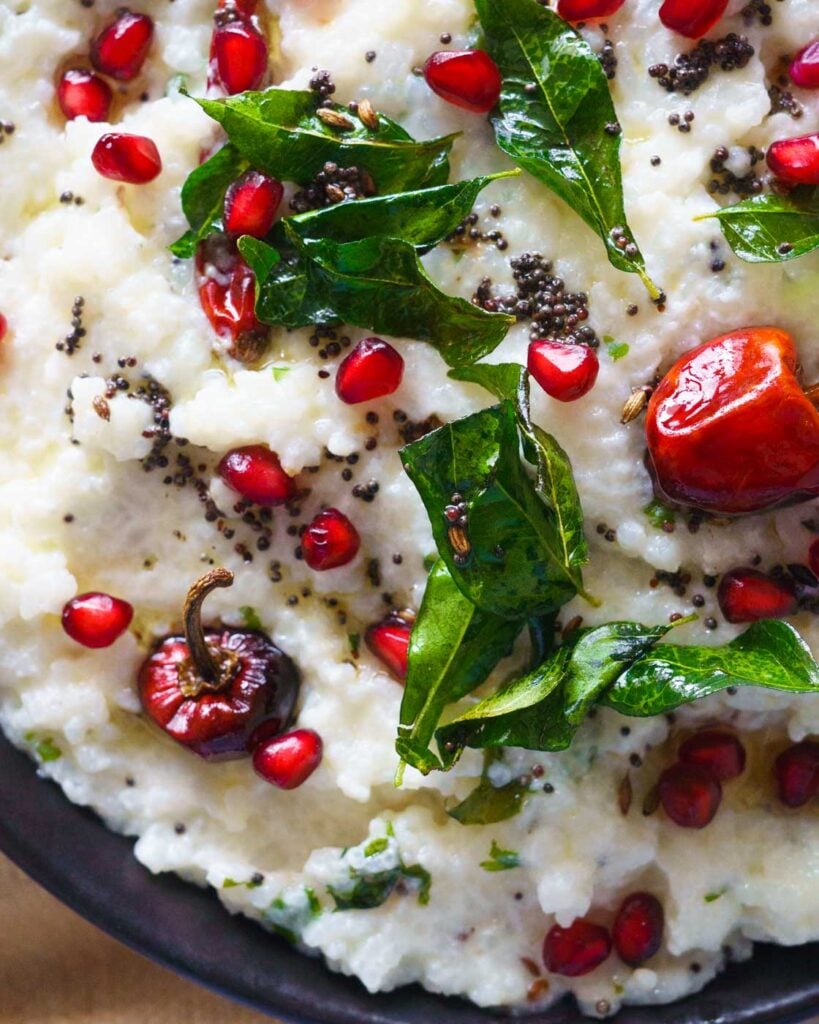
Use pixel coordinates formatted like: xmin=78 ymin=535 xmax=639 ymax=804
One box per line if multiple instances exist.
xmin=1 ymin=732 xmax=818 ymax=1024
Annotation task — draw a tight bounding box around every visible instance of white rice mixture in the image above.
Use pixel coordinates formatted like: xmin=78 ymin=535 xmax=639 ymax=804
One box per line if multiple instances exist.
xmin=1 ymin=0 xmax=819 ymax=1015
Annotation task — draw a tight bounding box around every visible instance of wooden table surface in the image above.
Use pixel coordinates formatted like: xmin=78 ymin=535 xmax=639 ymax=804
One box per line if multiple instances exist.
xmin=0 ymin=854 xmax=273 ymax=1024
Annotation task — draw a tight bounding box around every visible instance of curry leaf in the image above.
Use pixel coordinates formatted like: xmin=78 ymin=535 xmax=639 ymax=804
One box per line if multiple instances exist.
xmin=400 ymin=402 xmax=578 ymax=619
xmin=563 ymin=621 xmax=675 ymax=724
xmin=450 ymin=363 xmax=590 ymax=589
xmin=170 ymin=143 xmax=247 ymax=258
xmin=241 ymin=233 xmax=514 ymax=366
xmin=704 ymin=187 xmax=819 ymax=263
xmin=447 ymin=753 xmax=531 ymax=824
xmin=396 ymin=560 xmax=522 ymax=776
xmin=474 ymin=0 xmax=658 ymax=297
xmin=602 ymin=620 xmax=819 ymax=717
xmin=286 ymin=172 xmax=517 ymax=251
xmin=194 ymin=89 xmax=456 ymax=194
xmin=436 ymin=643 xmax=576 ymax=761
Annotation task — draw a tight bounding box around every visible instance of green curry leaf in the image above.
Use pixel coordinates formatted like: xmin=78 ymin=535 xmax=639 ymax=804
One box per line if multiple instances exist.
xmin=474 ymin=0 xmax=658 ymax=296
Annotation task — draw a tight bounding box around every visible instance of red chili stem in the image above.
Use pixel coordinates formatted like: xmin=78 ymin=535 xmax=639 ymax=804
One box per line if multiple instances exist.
xmin=183 ymin=568 xmax=234 ymax=684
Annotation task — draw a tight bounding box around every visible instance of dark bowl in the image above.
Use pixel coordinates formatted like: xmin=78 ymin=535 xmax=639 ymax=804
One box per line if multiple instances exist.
xmin=0 ymin=733 xmax=817 ymax=1024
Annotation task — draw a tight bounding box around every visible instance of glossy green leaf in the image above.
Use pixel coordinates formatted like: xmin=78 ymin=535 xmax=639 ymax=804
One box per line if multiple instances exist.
xmin=436 ymin=643 xmax=575 ymax=761
xmin=401 ymin=402 xmax=578 ymax=619
xmin=170 ymin=143 xmax=247 ymax=259
xmin=328 ymin=861 xmax=431 ymax=910
xmin=475 ymin=0 xmax=658 ymax=296
xmin=397 ymin=560 xmax=521 ymax=775
xmin=241 ymin=232 xmax=514 ymax=365
xmin=287 ymin=172 xmax=517 ymax=251
xmin=450 ymin=363 xmax=589 ymax=587
xmin=447 ymin=753 xmax=531 ymax=824
xmin=602 ymin=620 xmax=819 ymax=716
xmin=563 ymin=620 xmax=674 ymax=724
xmin=704 ymin=187 xmax=819 ymax=264
xmin=195 ymin=89 xmax=456 ymax=194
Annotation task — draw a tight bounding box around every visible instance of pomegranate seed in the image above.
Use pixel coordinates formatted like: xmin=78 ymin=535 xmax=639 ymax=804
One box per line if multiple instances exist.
xmin=527 ymin=339 xmax=599 ymax=402
xmin=543 ymin=918 xmax=612 ymax=977
xmin=57 ymin=68 xmax=112 ymax=123
xmin=557 ymin=0 xmax=626 ymax=19
xmin=301 ymin=508 xmax=361 ymax=571
xmin=219 ymin=0 xmax=259 ymax=15
xmin=717 ymin=568 xmax=798 ymax=624
xmin=211 ymin=20 xmax=268 ymax=95
xmin=335 ymin=338 xmax=404 ymax=405
xmin=224 ymin=170 xmax=283 ymax=239
xmin=252 ymin=728 xmax=323 ymax=789
xmin=365 ymin=614 xmax=412 ymax=681
xmin=91 ymin=9 xmax=154 ymax=81
xmin=0 ymin=313 xmax=7 ymax=342
xmin=790 ymin=41 xmax=819 ymax=89
xmin=92 ymin=133 xmax=161 ymax=184
xmin=809 ymin=539 xmax=819 ymax=577
xmin=196 ymin=239 xmax=264 ymax=346
xmin=659 ymin=763 xmax=722 ymax=828
xmin=766 ymin=133 xmax=819 ymax=186
xmin=423 ymin=50 xmax=502 ymax=114
xmin=612 ymin=893 xmax=664 ymax=967
xmin=659 ymin=0 xmax=729 ymax=38
xmin=62 ymin=592 xmax=134 ymax=649
xmin=218 ymin=445 xmax=296 ymax=506
xmin=775 ymin=741 xmax=819 ymax=808
xmin=678 ymin=731 xmax=746 ymax=781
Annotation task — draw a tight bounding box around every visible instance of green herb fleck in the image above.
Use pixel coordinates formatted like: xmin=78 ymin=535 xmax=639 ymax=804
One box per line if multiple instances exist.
xmin=239 ymin=606 xmax=263 ymax=631
xmin=25 ymin=732 xmax=62 ymax=763
xmin=643 ymin=498 xmax=676 ymax=531
xmin=348 ymin=632 xmax=361 ymax=658
xmin=704 ymin=888 xmax=727 ymax=903
xmin=272 ymin=366 xmax=291 ymax=382
xmin=364 ymin=837 xmax=390 ymax=858
xmin=605 ymin=337 xmax=629 ymax=361
xmin=480 ymin=840 xmax=521 ymax=872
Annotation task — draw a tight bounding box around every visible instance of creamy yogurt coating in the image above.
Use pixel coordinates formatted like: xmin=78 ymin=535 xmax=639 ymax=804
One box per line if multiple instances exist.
xmin=1 ymin=0 xmax=819 ymax=1016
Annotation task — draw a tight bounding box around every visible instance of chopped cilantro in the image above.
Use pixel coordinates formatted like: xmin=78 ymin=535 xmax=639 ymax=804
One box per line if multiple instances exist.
xmin=348 ymin=632 xmax=361 ymax=658
xmin=605 ymin=336 xmax=629 ymax=361
xmin=704 ymin=888 xmax=727 ymax=903
xmin=272 ymin=366 xmax=291 ymax=382
xmin=239 ymin=606 xmax=263 ymax=631
xmin=480 ymin=840 xmax=521 ymax=872
xmin=643 ymin=498 xmax=676 ymax=531
xmin=24 ymin=732 xmax=62 ymax=763
xmin=364 ymin=837 xmax=390 ymax=858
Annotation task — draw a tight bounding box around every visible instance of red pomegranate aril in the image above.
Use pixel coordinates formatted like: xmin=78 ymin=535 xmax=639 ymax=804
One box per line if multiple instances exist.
xmin=92 ymin=133 xmax=161 ymax=184
xmin=557 ymin=0 xmax=626 ymax=20
xmin=659 ymin=0 xmax=729 ymax=38
xmin=790 ymin=41 xmax=819 ymax=89
xmin=659 ymin=762 xmax=722 ymax=828
xmin=91 ymin=9 xmax=154 ymax=81
xmin=766 ymin=133 xmax=819 ymax=186
xmin=678 ymin=731 xmax=746 ymax=781
xmin=301 ymin=508 xmax=361 ymax=571
xmin=335 ymin=338 xmax=404 ymax=405
xmin=224 ymin=170 xmax=283 ymax=239
xmin=62 ymin=592 xmax=134 ymax=649
xmin=0 ymin=313 xmax=7 ymax=342
xmin=775 ymin=741 xmax=819 ymax=808
xmin=612 ymin=893 xmax=664 ymax=967
xmin=211 ymin=20 xmax=268 ymax=95
xmin=717 ymin=568 xmax=798 ymax=624
xmin=543 ymin=918 xmax=612 ymax=978
xmin=365 ymin=614 xmax=412 ymax=681
xmin=252 ymin=728 xmax=323 ymax=789
xmin=528 ymin=339 xmax=599 ymax=402
xmin=808 ymin=539 xmax=819 ymax=578
xmin=218 ymin=0 xmax=259 ymax=14
xmin=423 ymin=50 xmax=502 ymax=114
xmin=57 ymin=68 xmax=112 ymax=123
xmin=197 ymin=247 xmax=263 ymax=347
xmin=218 ymin=445 xmax=295 ymax=506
